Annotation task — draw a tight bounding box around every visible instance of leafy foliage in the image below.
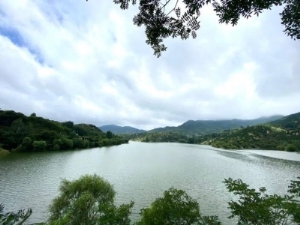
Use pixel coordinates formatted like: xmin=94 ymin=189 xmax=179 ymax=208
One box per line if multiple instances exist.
xmin=0 ymin=110 xmax=128 ymax=152
xmin=104 ymin=0 xmax=300 ymax=56
xmin=289 ymin=176 xmax=300 ymax=197
xmin=32 ymin=141 xmax=47 ymax=152
xmin=3 ymin=175 xmax=300 ymax=224
xmin=48 ymin=175 xmax=134 ymax=225
xmin=137 ymin=187 xmax=220 ymax=225
xmin=99 ymin=125 xmax=146 ymax=135
xmin=132 ymin=131 xmax=191 ymax=143
xmin=135 ymin=116 xmax=282 ymax=135
xmin=224 ymin=177 xmax=300 ymax=224
xmin=131 ymin=113 xmax=300 ymax=152
xmin=206 ymin=118 xmax=300 ymax=151
xmin=0 ymin=204 xmax=32 ymax=225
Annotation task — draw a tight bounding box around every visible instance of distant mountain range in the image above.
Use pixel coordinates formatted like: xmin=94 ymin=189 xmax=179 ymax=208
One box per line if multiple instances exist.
xmin=148 ymin=115 xmax=283 ymax=135
xmin=206 ymin=112 xmax=300 ymax=151
xmin=130 ymin=112 xmax=300 ymax=152
xmin=100 ymin=115 xmax=283 ymax=135
xmin=98 ymin=125 xmax=146 ymax=134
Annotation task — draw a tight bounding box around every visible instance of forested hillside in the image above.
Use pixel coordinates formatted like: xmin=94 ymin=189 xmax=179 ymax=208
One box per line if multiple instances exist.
xmin=131 ymin=113 xmax=300 ymax=152
xmin=149 ymin=116 xmax=283 ymax=135
xmin=99 ymin=124 xmax=146 ymax=134
xmin=0 ymin=110 xmax=128 ymax=152
xmin=204 ymin=113 xmax=300 ymax=151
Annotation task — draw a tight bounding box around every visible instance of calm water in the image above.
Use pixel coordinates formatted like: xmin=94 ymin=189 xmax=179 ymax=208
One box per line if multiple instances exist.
xmin=0 ymin=142 xmax=300 ymax=224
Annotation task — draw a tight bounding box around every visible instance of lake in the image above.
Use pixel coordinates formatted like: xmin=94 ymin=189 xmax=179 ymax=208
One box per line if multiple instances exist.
xmin=0 ymin=141 xmax=300 ymax=224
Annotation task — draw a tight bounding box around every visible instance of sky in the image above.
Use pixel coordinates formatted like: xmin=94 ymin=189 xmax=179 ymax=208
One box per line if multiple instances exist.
xmin=0 ymin=0 xmax=299 ymax=130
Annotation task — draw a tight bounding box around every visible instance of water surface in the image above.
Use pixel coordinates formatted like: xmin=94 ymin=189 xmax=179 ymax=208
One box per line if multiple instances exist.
xmin=0 ymin=142 xmax=299 ymax=224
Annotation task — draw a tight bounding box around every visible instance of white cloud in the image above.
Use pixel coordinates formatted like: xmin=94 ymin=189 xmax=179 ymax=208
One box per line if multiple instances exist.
xmin=0 ymin=1 xmax=299 ymax=130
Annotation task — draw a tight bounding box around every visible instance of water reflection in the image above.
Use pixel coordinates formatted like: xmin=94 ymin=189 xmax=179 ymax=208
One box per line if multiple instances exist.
xmin=0 ymin=143 xmax=299 ymax=224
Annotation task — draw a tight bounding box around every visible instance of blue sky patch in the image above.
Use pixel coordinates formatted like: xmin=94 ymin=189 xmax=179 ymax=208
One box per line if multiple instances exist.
xmin=0 ymin=26 xmax=26 ymax=48
xmin=32 ymin=50 xmax=45 ymax=64
xmin=0 ymin=8 xmax=6 ymax=17
xmin=0 ymin=26 xmax=45 ymax=64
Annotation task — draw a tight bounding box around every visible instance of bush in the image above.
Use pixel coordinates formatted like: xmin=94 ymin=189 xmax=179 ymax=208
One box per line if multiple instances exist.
xmin=32 ymin=141 xmax=47 ymax=152
xmin=48 ymin=175 xmax=133 ymax=225
xmin=0 ymin=204 xmax=32 ymax=225
xmin=60 ymin=138 xmax=73 ymax=150
xmin=137 ymin=188 xmax=220 ymax=225
xmin=287 ymin=144 xmax=297 ymax=152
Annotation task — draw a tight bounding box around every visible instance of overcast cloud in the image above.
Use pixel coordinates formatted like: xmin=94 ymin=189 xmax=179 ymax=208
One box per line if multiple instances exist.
xmin=0 ymin=0 xmax=299 ymax=130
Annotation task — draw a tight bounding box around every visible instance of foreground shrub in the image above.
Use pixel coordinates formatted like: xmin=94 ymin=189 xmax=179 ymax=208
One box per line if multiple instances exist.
xmin=48 ymin=175 xmax=133 ymax=225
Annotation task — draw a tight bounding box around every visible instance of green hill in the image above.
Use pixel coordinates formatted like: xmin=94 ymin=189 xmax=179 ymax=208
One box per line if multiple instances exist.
xmin=130 ymin=131 xmax=189 ymax=143
xmin=205 ymin=113 xmax=300 ymax=151
xmin=149 ymin=116 xmax=283 ymax=135
xmin=269 ymin=112 xmax=300 ymax=129
xmin=99 ymin=124 xmax=146 ymax=134
xmin=132 ymin=113 xmax=300 ymax=152
xmin=0 ymin=110 xmax=128 ymax=152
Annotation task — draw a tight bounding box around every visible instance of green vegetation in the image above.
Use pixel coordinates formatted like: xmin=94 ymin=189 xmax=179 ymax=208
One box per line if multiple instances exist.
xmin=131 ymin=112 xmax=300 ymax=152
xmin=102 ymin=116 xmax=282 ymax=136
xmin=0 ymin=204 xmax=32 ymax=225
xmin=149 ymin=116 xmax=283 ymax=135
xmin=137 ymin=188 xmax=221 ymax=225
xmin=224 ymin=177 xmax=300 ymax=224
xmin=110 ymin=0 xmax=299 ymax=57
xmin=0 ymin=148 xmax=10 ymax=157
xmin=2 ymin=174 xmax=300 ymax=224
xmin=206 ymin=113 xmax=300 ymax=151
xmin=48 ymin=175 xmax=133 ymax=225
xmin=132 ymin=131 xmax=192 ymax=143
xmin=0 ymin=110 xmax=128 ymax=152
xmin=99 ymin=125 xmax=146 ymax=135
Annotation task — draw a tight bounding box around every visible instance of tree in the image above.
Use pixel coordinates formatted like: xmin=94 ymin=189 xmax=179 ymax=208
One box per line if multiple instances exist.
xmin=0 ymin=204 xmax=32 ymax=225
xmin=287 ymin=143 xmax=297 ymax=151
xmin=62 ymin=121 xmax=74 ymax=129
xmin=106 ymin=131 xmax=113 ymax=139
xmin=60 ymin=138 xmax=73 ymax=150
xmin=21 ymin=137 xmax=32 ymax=152
xmin=32 ymin=141 xmax=47 ymax=152
xmin=224 ymin=177 xmax=300 ymax=224
xmin=73 ymin=138 xmax=85 ymax=149
xmin=103 ymin=0 xmax=300 ymax=57
xmin=137 ymin=187 xmax=220 ymax=225
xmin=53 ymin=139 xmax=62 ymax=151
xmin=2 ymin=175 xmax=300 ymax=224
xmin=48 ymin=174 xmax=133 ymax=225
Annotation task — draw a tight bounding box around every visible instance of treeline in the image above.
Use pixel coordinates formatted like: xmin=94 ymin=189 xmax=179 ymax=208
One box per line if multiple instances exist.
xmin=0 ymin=110 xmax=128 ymax=152
xmin=130 ymin=112 xmax=300 ymax=152
xmin=206 ymin=125 xmax=300 ymax=151
xmin=148 ymin=116 xmax=283 ymax=135
xmin=128 ymin=131 xmax=234 ymax=145
xmin=2 ymin=174 xmax=300 ymax=224
xmin=129 ymin=132 xmax=196 ymax=143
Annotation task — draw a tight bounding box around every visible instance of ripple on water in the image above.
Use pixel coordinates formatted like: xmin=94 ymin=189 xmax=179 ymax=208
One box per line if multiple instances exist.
xmin=0 ymin=143 xmax=299 ymax=224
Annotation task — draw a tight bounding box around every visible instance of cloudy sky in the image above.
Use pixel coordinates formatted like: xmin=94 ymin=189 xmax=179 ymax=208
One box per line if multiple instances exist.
xmin=0 ymin=0 xmax=299 ymax=130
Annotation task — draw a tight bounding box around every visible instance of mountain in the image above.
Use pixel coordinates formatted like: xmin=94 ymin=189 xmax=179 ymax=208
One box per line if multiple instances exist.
xmin=149 ymin=115 xmax=283 ymax=135
xmin=133 ymin=113 xmax=299 ymax=152
xmin=99 ymin=125 xmax=146 ymax=134
xmin=269 ymin=112 xmax=300 ymax=129
xmin=204 ymin=112 xmax=300 ymax=151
